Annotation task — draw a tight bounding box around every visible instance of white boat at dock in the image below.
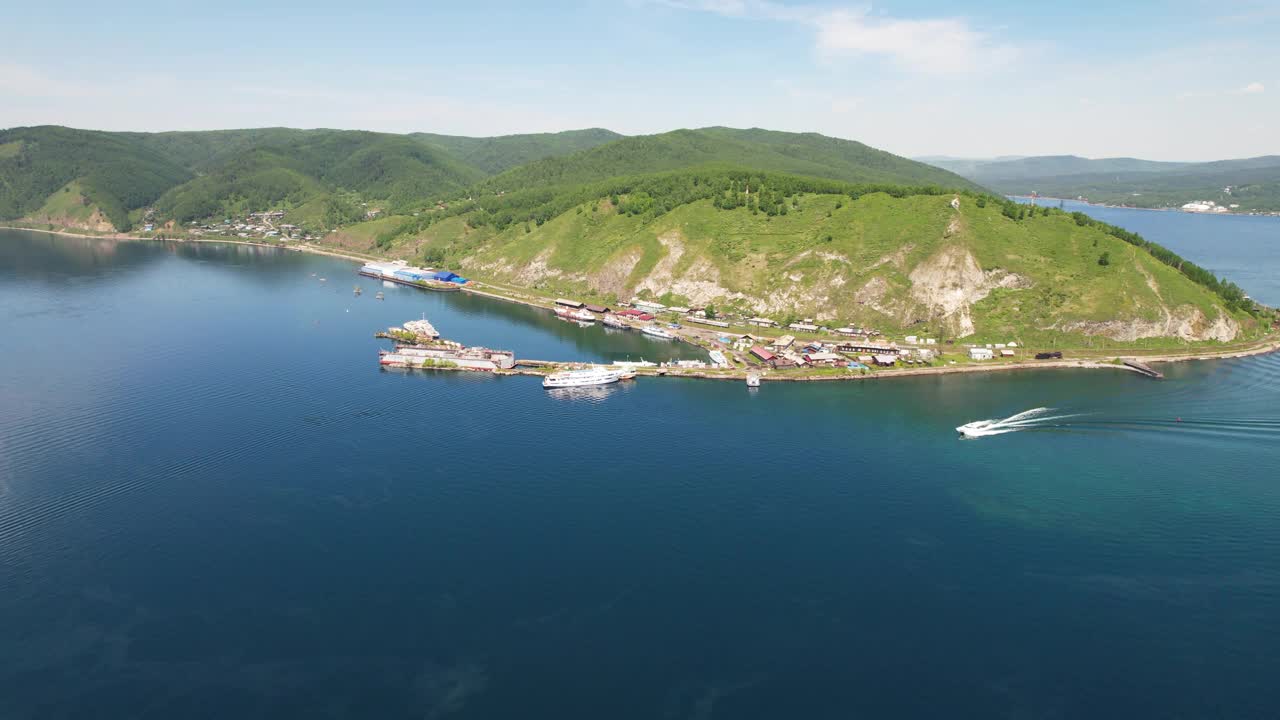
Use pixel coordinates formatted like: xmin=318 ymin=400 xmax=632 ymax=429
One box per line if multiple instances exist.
xmin=746 ymin=373 xmax=761 ymax=387
xmin=641 ymin=325 xmax=674 ymax=339
xmin=601 ymin=314 xmax=629 ymax=329
xmin=542 ymin=366 xmax=622 ymax=389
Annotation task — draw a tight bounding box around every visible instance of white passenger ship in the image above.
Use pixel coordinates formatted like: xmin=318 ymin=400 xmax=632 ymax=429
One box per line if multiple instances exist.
xmin=542 ymin=366 xmax=623 ymax=389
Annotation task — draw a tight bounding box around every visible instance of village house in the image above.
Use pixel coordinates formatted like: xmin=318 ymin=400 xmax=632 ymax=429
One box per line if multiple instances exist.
xmin=748 ymin=317 xmax=778 ymax=328
xmin=789 ymin=322 xmax=820 ymax=333
xmin=771 ymin=334 xmax=796 ymax=351
xmin=803 ymin=351 xmax=845 ymax=366
xmin=836 ymin=341 xmax=899 ymax=356
xmin=633 ymin=299 xmax=666 ymax=313
xmin=969 ymin=347 xmax=995 ymax=360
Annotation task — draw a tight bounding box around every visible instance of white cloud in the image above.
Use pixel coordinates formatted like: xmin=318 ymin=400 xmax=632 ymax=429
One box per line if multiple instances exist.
xmin=656 ymin=1 xmax=1017 ymax=74
xmin=812 ymin=8 xmax=1016 ymax=73
xmin=1238 ymin=81 xmax=1265 ymax=94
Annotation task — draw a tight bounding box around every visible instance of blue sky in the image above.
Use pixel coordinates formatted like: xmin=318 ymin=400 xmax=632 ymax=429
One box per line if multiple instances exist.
xmin=2 ymin=0 xmax=1276 ymax=160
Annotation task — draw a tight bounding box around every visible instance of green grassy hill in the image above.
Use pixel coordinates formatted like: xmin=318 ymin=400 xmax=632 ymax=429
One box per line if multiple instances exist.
xmin=924 ymin=154 xmax=1280 ymax=211
xmin=365 ymin=186 xmax=1260 ymax=347
xmin=412 ymin=128 xmax=623 ymax=175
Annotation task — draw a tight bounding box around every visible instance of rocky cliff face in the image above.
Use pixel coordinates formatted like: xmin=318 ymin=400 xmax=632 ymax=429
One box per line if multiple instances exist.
xmin=1058 ymin=307 xmax=1240 ymax=342
xmin=906 ymin=244 xmax=1032 ymax=337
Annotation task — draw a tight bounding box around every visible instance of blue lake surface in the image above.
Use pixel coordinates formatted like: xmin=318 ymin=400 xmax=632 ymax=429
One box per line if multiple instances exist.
xmin=2 ymin=225 xmax=1279 ymax=719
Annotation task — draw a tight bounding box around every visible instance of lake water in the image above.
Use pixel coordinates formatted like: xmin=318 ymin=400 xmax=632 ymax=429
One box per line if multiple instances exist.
xmin=2 ymin=226 xmax=1279 ymax=719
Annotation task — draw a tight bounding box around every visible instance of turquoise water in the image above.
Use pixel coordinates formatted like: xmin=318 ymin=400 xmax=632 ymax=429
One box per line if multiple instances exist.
xmin=2 ymin=228 xmax=1279 ymax=718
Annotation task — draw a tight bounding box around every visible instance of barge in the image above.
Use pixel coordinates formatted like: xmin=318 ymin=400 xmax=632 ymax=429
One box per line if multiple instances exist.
xmin=380 ymin=343 xmax=515 ymax=371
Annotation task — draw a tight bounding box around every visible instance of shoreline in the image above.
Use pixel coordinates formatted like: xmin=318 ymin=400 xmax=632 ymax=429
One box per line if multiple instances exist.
xmin=6 ymin=224 xmax=1278 ymax=379
xmin=1008 ymin=196 xmax=1280 ymax=217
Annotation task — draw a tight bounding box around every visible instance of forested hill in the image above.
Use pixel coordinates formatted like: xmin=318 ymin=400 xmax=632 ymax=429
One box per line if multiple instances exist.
xmin=479 ymin=127 xmax=982 ymax=193
xmin=1 ymin=125 xmax=981 ymax=232
xmin=0 ymin=126 xmax=622 ymax=231
xmin=412 ymin=129 xmax=623 ymax=175
xmin=922 ymin=154 xmax=1280 ymax=212
xmin=152 ymin=132 xmax=486 ymax=224
xmin=0 ymin=126 xmax=194 ymax=230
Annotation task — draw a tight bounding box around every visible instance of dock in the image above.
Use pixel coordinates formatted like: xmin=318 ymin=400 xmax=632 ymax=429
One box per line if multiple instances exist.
xmin=1122 ymin=359 xmax=1164 ymax=379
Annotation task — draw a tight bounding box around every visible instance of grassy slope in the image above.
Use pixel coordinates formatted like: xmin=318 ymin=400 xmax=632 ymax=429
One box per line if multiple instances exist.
xmin=476 ymin=128 xmax=984 ymax=194
xmin=387 ymin=192 xmax=1254 ymax=347
xmin=412 ymin=129 xmax=623 ymax=175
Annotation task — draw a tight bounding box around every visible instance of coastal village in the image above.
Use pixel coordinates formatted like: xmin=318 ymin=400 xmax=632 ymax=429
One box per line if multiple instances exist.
xmin=175 ymin=211 xmax=320 ymax=242
xmin=358 ymin=259 xmax=1180 ymax=388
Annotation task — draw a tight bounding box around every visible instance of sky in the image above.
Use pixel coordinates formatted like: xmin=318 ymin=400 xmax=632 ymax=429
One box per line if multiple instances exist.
xmin=2 ymin=0 xmax=1277 ymax=161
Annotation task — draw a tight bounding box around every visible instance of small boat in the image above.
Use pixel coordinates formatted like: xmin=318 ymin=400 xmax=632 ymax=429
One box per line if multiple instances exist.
xmin=353 ymin=286 xmax=362 ymax=295
xmin=601 ymin=314 xmax=628 ymax=329
xmin=746 ymin=373 xmax=761 ymax=387
xmin=543 ymin=366 xmax=623 ymax=389
xmin=616 ymin=368 xmax=637 ymax=380
xmin=375 ymin=291 xmax=384 ymax=300
xmin=641 ymin=325 xmax=674 ymax=339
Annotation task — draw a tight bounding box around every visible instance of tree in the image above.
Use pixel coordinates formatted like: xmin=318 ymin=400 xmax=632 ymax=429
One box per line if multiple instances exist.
xmin=1098 ymin=251 xmax=1111 ymax=266
xmin=705 ymin=304 xmax=717 ymax=319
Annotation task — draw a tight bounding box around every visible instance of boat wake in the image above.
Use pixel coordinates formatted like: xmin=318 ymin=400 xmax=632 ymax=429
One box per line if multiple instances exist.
xmin=957 ymin=407 xmax=1080 ymax=439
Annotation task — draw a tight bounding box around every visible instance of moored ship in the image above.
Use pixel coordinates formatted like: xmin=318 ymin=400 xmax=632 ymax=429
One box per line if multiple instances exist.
xmin=542 ymin=366 xmax=623 ymax=388
xmin=641 ymin=325 xmax=674 ymax=339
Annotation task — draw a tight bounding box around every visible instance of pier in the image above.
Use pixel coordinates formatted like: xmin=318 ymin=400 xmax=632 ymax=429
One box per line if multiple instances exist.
xmin=1122 ymin=359 xmax=1165 ymax=379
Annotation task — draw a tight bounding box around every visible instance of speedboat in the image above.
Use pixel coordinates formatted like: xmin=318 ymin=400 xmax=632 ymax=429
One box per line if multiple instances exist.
xmin=956 ymin=420 xmax=996 ymax=438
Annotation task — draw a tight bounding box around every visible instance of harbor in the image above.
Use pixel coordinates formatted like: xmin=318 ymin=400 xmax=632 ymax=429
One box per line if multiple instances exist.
xmin=374 ymin=313 xmax=1196 ymax=389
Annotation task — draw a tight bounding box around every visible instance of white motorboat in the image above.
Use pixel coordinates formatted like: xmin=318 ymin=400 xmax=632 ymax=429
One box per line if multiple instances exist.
xmin=641 ymin=325 xmax=674 ymax=339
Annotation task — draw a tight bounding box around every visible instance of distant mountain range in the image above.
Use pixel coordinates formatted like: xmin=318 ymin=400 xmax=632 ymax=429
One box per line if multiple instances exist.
xmin=918 ymin=154 xmax=1280 ymax=211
